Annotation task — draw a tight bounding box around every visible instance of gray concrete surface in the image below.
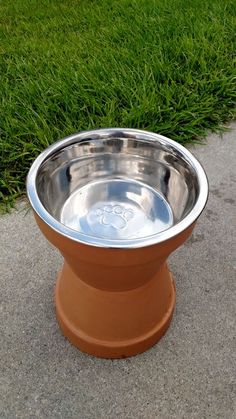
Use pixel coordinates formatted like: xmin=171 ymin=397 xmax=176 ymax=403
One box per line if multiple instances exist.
xmin=1 ymin=124 xmax=236 ymax=419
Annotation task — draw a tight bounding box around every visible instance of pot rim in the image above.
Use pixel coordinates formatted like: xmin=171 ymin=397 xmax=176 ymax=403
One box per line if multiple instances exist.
xmin=26 ymin=128 xmax=209 ymax=249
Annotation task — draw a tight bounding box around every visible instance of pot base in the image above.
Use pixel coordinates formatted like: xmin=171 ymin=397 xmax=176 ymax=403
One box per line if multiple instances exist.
xmin=55 ymin=262 xmax=176 ymax=358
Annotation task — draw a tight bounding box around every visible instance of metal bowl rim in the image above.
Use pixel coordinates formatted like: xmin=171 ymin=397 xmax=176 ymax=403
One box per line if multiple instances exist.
xmin=26 ymin=128 xmax=209 ymax=249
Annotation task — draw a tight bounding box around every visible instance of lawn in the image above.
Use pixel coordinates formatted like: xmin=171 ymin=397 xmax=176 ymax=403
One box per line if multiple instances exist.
xmin=0 ymin=0 xmax=235 ymax=208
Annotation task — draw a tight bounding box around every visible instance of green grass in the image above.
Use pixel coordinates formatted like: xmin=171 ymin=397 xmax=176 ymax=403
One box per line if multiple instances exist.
xmin=0 ymin=0 xmax=235 ymax=208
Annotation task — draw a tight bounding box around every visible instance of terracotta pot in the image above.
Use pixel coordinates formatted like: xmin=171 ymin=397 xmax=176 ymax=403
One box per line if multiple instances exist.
xmin=27 ymin=128 xmax=208 ymax=358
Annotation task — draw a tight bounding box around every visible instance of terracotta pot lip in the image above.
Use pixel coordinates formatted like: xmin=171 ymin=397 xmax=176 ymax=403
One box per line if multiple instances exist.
xmin=27 ymin=128 xmax=208 ymax=249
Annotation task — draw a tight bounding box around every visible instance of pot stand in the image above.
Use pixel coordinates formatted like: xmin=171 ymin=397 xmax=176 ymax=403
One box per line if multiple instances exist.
xmin=55 ymin=261 xmax=175 ymax=358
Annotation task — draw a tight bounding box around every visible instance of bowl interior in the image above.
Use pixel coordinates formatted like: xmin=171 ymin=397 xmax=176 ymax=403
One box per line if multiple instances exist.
xmin=35 ymin=135 xmax=199 ymax=241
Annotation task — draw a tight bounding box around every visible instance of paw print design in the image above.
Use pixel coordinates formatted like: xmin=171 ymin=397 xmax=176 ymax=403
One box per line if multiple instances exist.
xmin=96 ymin=205 xmax=134 ymax=230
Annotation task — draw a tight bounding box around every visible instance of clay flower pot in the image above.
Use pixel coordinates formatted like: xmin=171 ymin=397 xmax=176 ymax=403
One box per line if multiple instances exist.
xmin=27 ymin=128 xmax=208 ymax=358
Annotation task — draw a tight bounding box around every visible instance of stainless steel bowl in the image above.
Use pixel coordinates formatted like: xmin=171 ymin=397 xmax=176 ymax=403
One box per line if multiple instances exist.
xmin=27 ymin=128 xmax=208 ymax=248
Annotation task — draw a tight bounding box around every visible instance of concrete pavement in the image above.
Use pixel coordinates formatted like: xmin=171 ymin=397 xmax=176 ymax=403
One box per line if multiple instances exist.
xmin=1 ymin=124 xmax=236 ymax=418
